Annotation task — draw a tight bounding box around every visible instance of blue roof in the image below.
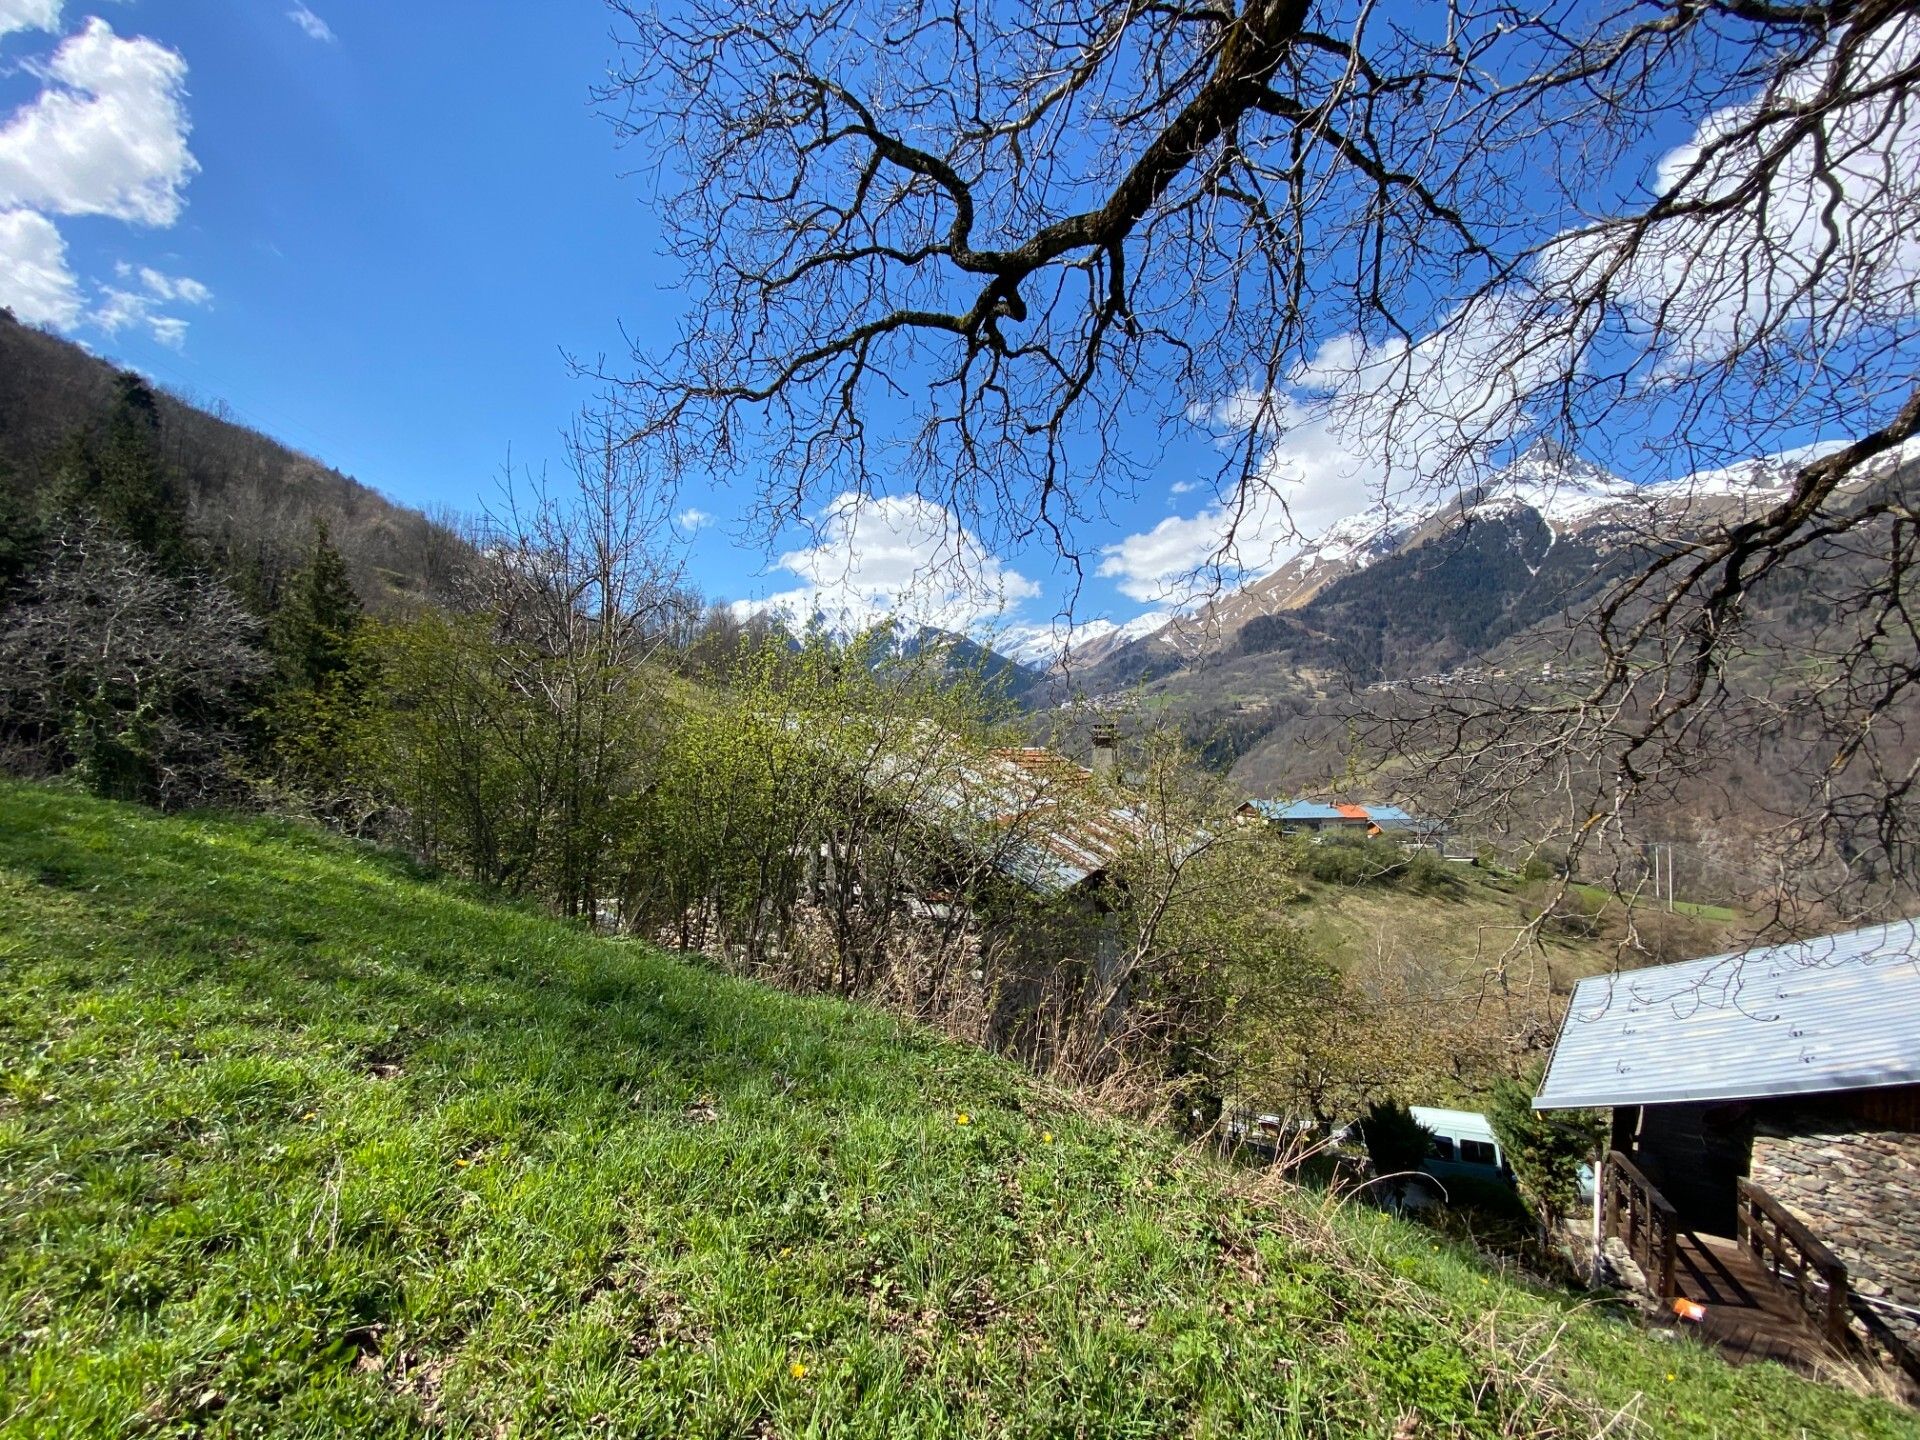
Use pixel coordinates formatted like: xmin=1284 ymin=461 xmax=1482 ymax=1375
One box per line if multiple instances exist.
xmin=1534 ymin=919 xmax=1920 ymax=1110
xmin=1244 ymin=799 xmax=1350 ymax=821
xmin=1245 ymin=799 xmax=1420 ymax=824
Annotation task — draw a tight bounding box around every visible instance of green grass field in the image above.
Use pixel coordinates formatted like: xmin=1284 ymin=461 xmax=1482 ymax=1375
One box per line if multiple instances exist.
xmin=2 ymin=782 xmax=1912 ymax=1437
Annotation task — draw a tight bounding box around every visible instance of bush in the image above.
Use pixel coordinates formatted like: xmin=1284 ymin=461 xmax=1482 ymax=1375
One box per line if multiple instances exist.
xmin=1401 ymin=847 xmax=1460 ymax=895
xmin=0 ymin=525 xmax=266 ymax=808
xmin=1487 ymin=1070 xmax=1605 ymax=1244
xmin=1296 ymin=834 xmax=1406 ymax=886
xmin=1519 ymin=846 xmax=1567 ymax=882
xmin=1355 ymin=1099 xmax=1434 ymax=1190
xmin=1295 ymin=834 xmax=1460 ymax=895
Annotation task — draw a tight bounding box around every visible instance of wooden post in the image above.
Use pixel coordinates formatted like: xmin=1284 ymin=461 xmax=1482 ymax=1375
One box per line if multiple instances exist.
xmin=1824 ymin=1269 xmax=1847 ymax=1347
xmin=1590 ymin=1149 xmax=1606 ymax=1285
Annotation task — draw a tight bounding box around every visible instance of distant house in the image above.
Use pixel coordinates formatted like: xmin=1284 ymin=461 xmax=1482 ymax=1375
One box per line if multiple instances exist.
xmin=1236 ymin=798 xmax=1444 ymax=845
xmin=1236 ymin=799 xmax=1371 ymax=834
xmin=952 ymin=745 xmax=1143 ymax=898
xmin=1534 ymin=920 xmax=1920 ymax=1377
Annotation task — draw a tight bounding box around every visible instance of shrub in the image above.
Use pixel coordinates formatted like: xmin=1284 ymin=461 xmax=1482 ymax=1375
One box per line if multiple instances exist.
xmin=1487 ymin=1070 xmax=1605 ymax=1245
xmin=1355 ymin=1099 xmax=1434 ymax=1194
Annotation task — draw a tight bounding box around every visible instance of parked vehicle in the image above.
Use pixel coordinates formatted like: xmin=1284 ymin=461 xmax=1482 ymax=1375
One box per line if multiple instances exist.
xmin=1410 ymin=1107 xmax=1511 ymax=1190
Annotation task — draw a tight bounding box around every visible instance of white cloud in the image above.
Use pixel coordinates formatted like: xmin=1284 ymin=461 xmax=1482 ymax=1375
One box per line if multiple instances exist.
xmin=94 ymin=259 xmax=211 ymax=346
xmin=286 ymin=3 xmax=334 ymax=43
xmin=1107 ymin=17 xmax=1920 ymax=606
xmin=0 ymin=0 xmax=61 ymax=40
xmin=0 ymin=18 xmax=198 ymax=226
xmin=736 ymin=492 xmax=1040 ymax=635
xmin=144 ymin=313 xmax=186 ymax=347
xmin=1168 ymin=479 xmax=1202 ymax=496
xmin=1101 ymin=302 xmax=1570 ymax=603
xmin=675 ymin=507 xmax=713 ymax=533
xmin=113 ymin=259 xmax=211 ymax=305
xmin=0 ymin=206 xmax=80 ymax=326
xmin=1541 ymin=15 xmax=1920 ymax=368
xmin=0 ymin=22 xmax=206 ymax=346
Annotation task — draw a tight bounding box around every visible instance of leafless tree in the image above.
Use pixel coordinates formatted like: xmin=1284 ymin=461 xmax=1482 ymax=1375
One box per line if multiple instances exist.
xmin=426 ymin=417 xmax=702 ymax=916
xmin=0 ymin=524 xmax=268 ymax=807
xmin=600 ymin=0 xmax=1919 ymax=920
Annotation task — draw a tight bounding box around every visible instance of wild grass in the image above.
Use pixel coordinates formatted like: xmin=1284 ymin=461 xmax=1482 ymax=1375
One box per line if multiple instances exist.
xmin=1 ymin=781 xmax=1913 ymax=1437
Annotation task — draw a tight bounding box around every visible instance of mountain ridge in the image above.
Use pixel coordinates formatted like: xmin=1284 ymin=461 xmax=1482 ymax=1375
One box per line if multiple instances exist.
xmin=1065 ymin=437 xmax=1882 ymax=683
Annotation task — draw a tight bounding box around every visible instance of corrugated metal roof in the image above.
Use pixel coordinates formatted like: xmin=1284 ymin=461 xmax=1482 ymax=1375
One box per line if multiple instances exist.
xmin=899 ymin=743 xmax=1145 ymax=897
xmin=1533 ymin=920 xmax=1920 ymax=1110
xmin=1244 ymin=798 xmax=1431 ymax=827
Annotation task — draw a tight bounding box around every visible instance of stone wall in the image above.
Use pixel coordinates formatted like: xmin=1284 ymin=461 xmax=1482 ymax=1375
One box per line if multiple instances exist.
xmin=1749 ymin=1094 xmax=1920 ymax=1350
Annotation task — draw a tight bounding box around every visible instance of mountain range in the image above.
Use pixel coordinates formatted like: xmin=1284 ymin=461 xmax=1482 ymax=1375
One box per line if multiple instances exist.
xmin=1017 ymin=437 xmax=1912 ymax=805
xmin=1035 ymin=440 xmax=1844 ymax=673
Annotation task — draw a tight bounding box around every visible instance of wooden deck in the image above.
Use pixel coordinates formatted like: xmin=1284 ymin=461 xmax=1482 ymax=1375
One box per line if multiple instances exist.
xmin=1674 ymin=1233 xmax=1849 ymax=1376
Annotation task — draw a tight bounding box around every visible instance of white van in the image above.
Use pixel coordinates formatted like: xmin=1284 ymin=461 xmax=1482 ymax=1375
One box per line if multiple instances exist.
xmin=1410 ymin=1107 xmax=1510 ymax=1188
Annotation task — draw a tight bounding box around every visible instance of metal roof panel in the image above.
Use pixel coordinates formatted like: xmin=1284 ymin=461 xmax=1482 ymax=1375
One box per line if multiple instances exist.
xmin=1533 ymin=920 xmax=1920 ymax=1110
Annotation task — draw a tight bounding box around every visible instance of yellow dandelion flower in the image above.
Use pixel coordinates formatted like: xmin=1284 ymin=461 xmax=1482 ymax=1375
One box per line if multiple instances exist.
xmin=780 ymin=1247 xmax=793 ymax=1257
xmin=454 ymin=1158 xmax=471 ymax=1168
xmin=789 ymin=1361 xmax=808 ymax=1379
xmin=1665 ymin=1373 xmax=1676 ymax=1382
xmin=955 ymin=1113 xmax=970 ymax=1126
xmin=1040 ymin=1131 xmax=1054 ymax=1144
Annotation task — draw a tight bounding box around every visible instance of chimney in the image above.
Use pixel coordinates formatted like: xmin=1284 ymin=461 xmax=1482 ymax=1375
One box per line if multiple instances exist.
xmin=1090 ymin=723 xmax=1120 ymax=782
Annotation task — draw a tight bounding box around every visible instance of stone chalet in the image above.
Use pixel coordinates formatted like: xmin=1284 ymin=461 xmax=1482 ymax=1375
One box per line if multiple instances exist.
xmin=1534 ymin=921 xmax=1920 ymax=1384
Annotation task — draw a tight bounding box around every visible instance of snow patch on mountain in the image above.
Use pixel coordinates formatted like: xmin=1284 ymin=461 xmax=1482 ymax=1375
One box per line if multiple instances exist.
xmin=996 ymin=611 xmax=1174 ymax=669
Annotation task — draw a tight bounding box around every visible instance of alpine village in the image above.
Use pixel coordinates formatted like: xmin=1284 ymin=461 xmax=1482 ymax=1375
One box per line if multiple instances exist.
xmin=2 ymin=3 xmax=1918 ymax=1437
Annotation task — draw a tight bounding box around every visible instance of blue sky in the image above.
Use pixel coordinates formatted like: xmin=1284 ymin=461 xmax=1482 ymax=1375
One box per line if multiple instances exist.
xmin=0 ymin=0 xmax=1223 ymax=641
xmin=0 ymin=4 xmax=797 ymax=601
xmin=2 ymin=3 xmax=1912 ymax=658
xmin=0 ymin=2 xmax=670 ymax=491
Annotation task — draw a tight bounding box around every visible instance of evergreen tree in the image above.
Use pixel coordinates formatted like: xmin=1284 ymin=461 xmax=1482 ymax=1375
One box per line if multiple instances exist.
xmin=263 ymin=521 xmax=370 ymax=798
xmin=1487 ymin=1070 xmax=1606 ymax=1247
xmin=268 ymin=520 xmax=363 ymax=691
xmin=48 ymin=373 xmax=194 ymax=574
xmin=0 ymin=468 xmax=42 ymax=602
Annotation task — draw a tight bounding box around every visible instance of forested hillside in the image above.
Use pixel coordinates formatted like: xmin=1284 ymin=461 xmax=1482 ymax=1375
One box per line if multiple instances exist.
xmin=0 ymin=311 xmax=465 ymax=612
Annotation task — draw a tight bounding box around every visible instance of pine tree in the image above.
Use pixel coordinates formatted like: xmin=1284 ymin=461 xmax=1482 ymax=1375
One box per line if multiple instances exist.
xmin=48 ymin=373 xmax=194 ymax=573
xmin=0 ymin=467 xmax=42 ymax=601
xmin=264 ymin=521 xmax=370 ymax=798
xmin=268 ymin=520 xmax=363 ymax=691
xmin=1487 ymin=1070 xmax=1606 ymax=1247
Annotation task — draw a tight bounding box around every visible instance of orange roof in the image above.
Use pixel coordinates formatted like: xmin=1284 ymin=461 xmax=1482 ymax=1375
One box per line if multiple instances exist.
xmin=1334 ymin=803 xmax=1370 ymax=820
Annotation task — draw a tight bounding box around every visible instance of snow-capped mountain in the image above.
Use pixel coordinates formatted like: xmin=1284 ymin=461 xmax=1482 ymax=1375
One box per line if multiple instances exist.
xmin=1125 ymin=439 xmax=1850 ymax=662
xmin=995 ymin=611 xmax=1174 ymax=672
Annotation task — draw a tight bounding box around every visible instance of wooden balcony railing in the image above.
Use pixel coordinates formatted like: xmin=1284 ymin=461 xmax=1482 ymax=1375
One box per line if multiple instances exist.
xmin=1602 ymin=1150 xmax=1678 ymax=1299
xmin=1735 ymin=1178 xmax=1850 ymax=1347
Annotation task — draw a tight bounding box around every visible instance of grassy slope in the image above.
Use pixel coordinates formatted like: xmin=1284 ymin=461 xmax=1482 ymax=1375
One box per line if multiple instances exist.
xmin=1294 ymin=865 xmax=1740 ymax=990
xmin=1292 ymin=867 xmax=1601 ymax=982
xmin=1 ymin=785 xmax=1911 ymax=1439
